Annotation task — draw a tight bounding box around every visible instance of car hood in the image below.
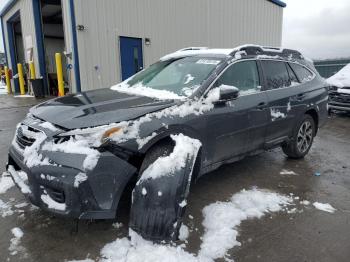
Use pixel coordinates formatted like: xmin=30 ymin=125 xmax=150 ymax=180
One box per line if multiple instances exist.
xmin=30 ymin=88 xmax=176 ymax=129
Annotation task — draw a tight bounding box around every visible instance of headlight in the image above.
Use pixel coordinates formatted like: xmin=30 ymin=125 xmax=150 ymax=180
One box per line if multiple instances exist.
xmin=58 ymin=125 xmax=124 ymax=144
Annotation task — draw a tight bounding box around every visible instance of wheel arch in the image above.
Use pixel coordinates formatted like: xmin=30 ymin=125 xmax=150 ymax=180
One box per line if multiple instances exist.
xmin=138 ymin=125 xmax=203 ymax=179
xmin=305 ymin=108 xmax=319 ymax=135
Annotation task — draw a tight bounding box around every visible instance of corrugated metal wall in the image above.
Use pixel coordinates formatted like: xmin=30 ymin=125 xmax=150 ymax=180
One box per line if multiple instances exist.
xmin=1 ymin=0 xmax=40 ymax=86
xmin=73 ymin=0 xmax=283 ymax=91
xmin=61 ymin=0 xmax=77 ymax=92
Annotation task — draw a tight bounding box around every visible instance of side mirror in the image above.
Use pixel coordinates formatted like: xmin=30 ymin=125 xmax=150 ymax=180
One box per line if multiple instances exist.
xmin=218 ymin=85 xmax=239 ymax=102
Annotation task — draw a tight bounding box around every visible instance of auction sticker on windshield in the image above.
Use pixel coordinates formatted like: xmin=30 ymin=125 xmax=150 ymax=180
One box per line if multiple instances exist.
xmin=196 ymin=59 xmax=221 ymax=65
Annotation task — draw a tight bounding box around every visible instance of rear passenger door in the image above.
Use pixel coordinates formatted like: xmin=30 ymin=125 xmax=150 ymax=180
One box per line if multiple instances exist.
xmin=260 ymin=60 xmax=298 ymax=147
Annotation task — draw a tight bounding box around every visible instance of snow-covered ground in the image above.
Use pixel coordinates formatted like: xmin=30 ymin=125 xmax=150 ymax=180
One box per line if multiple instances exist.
xmin=0 ymin=163 xmax=340 ymax=261
xmin=62 ymin=187 xmax=336 ymax=262
xmin=0 ymin=82 xmax=7 ymax=95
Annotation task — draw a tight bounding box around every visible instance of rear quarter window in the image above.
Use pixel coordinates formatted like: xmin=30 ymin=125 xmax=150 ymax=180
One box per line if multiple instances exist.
xmin=289 ymin=63 xmax=314 ymax=83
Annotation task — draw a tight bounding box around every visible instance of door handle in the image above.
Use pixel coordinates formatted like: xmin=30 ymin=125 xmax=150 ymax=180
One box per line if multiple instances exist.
xmin=296 ymin=93 xmax=306 ymax=101
xmin=256 ymin=102 xmax=267 ymax=110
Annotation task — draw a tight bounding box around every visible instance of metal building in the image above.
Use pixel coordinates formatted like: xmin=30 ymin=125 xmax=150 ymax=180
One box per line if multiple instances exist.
xmin=1 ymin=0 xmax=286 ymax=94
xmin=314 ymin=58 xmax=350 ymax=78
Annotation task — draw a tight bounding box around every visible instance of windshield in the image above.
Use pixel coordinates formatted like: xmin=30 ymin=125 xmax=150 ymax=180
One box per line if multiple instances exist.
xmin=111 ymin=57 xmax=223 ymax=99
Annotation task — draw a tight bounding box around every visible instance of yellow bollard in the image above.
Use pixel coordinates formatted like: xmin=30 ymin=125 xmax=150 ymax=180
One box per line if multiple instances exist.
xmin=55 ymin=53 xmax=64 ymax=97
xmin=4 ymin=66 xmax=12 ymax=94
xmin=29 ymin=61 xmax=36 ymax=79
xmin=17 ymin=63 xmax=25 ymax=95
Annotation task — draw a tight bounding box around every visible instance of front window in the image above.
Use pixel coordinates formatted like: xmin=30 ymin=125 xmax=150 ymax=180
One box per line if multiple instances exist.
xmin=214 ymin=60 xmax=261 ymax=94
xmin=112 ymin=57 xmax=223 ymax=99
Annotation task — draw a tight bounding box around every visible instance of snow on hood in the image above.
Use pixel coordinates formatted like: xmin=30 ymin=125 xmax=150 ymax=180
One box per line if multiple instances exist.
xmin=327 ymin=63 xmax=350 ymax=88
xmin=111 ymin=81 xmax=185 ymax=100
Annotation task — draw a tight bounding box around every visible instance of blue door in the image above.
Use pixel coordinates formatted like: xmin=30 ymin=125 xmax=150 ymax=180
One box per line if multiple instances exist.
xmin=120 ymin=36 xmax=143 ymax=80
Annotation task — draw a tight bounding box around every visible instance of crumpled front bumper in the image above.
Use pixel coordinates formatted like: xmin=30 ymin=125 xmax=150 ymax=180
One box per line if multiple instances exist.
xmin=7 ymin=144 xmax=137 ymax=219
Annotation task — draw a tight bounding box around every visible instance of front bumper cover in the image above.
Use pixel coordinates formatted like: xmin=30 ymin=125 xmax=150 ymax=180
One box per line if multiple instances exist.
xmin=7 ymin=144 xmax=137 ymax=219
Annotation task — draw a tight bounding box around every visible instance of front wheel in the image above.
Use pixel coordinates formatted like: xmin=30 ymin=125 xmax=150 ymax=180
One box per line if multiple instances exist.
xmin=282 ymin=114 xmax=315 ymax=159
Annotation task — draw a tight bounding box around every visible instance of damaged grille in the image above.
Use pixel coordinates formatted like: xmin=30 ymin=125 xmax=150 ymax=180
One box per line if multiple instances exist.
xmin=16 ymin=125 xmax=41 ymax=149
xmin=329 ymin=92 xmax=350 ymax=104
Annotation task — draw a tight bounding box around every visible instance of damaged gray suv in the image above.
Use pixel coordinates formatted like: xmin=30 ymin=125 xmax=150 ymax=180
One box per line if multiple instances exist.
xmin=7 ymin=45 xmax=328 ymax=241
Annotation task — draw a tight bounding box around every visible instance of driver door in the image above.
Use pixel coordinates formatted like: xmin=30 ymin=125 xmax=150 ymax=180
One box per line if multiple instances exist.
xmin=203 ymin=60 xmax=269 ymax=166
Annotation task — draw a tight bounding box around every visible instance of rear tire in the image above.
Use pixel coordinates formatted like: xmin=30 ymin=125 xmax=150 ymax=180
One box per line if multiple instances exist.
xmin=282 ymin=114 xmax=315 ymax=159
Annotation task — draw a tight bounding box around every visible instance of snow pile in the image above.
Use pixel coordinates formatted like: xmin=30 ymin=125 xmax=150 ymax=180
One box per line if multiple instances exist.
xmin=0 ymin=172 xmax=15 ymax=194
xmin=160 ymin=48 xmax=233 ymax=61
xmin=198 ymin=188 xmax=293 ymax=260
xmin=300 ymin=200 xmax=310 ymax=206
xmin=42 ymin=137 xmax=100 ymax=171
xmin=74 ymin=173 xmax=88 ymax=188
xmin=7 ymin=166 xmax=30 ymax=194
xmin=71 ymin=188 xmax=293 ymax=262
xmin=12 ymin=123 xmax=100 ymax=171
xmin=0 ymin=199 xmax=14 ymax=217
xmin=112 ymin=222 xmax=123 ymax=229
xmin=12 ymin=124 xmax=51 ymax=168
xmin=0 ymin=82 xmax=7 ymax=95
xmin=41 ymin=191 xmax=66 ymax=211
xmin=312 ymin=202 xmax=336 ymax=213
xmin=270 ymin=108 xmax=286 ymax=121
xmin=99 ymin=229 xmax=198 ymax=262
xmin=327 ymin=64 xmax=350 ymax=88
xmin=178 ymin=224 xmax=190 ymax=242
xmin=136 ymin=132 xmax=157 ymax=149
xmin=9 ymin=227 xmax=24 ymax=256
xmin=39 ymin=122 xmax=59 ymax=132
xmin=280 ymin=169 xmax=297 ymax=176
xmin=111 ymin=82 xmax=185 ymax=100
xmin=139 ymin=134 xmax=201 ymax=181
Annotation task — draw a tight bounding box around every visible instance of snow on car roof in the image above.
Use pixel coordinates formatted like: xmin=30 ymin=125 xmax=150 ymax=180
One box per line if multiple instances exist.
xmin=160 ymin=48 xmax=234 ymax=61
xmin=327 ymin=63 xmax=350 ymax=88
xmin=160 ymin=44 xmax=300 ymax=61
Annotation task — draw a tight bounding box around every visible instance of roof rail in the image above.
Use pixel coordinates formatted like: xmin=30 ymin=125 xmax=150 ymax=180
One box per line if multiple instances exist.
xmin=176 ymin=47 xmax=208 ymax=52
xmin=231 ymin=45 xmax=304 ymax=60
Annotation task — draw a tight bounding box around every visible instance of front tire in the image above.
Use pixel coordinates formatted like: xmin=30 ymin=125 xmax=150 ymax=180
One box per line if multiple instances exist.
xmin=129 ymin=140 xmax=196 ymax=242
xmin=282 ymin=114 xmax=315 ymax=159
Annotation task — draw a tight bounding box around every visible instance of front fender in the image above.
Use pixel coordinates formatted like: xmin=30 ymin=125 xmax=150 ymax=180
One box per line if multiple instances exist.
xmin=129 ymin=149 xmax=197 ymax=241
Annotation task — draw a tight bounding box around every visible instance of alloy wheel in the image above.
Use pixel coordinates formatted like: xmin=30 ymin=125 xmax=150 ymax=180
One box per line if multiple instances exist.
xmin=297 ymin=120 xmax=313 ymax=153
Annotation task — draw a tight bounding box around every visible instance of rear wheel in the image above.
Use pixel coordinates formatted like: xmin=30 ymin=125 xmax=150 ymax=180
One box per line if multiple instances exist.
xmin=282 ymin=114 xmax=315 ymax=159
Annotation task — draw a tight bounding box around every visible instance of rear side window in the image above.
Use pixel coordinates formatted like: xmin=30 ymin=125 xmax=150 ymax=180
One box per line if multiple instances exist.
xmin=215 ymin=60 xmax=260 ymax=92
xmin=261 ymin=60 xmax=291 ymax=89
xmin=289 ymin=63 xmax=314 ymax=83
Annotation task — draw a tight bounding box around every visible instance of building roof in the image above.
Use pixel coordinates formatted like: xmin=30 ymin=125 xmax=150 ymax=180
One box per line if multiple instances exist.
xmin=267 ymin=0 xmax=287 ymax=8
xmin=1 ymin=0 xmax=286 ymax=17
xmin=0 ymin=0 xmax=17 ymax=17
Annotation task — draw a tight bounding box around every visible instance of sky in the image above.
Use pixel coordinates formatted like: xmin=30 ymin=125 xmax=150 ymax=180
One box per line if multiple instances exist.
xmin=282 ymin=0 xmax=350 ymax=59
xmin=0 ymin=0 xmax=349 ymax=60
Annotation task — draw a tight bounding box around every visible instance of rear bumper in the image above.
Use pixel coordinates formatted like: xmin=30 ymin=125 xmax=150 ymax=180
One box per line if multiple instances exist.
xmin=7 ymin=145 xmax=137 ymax=219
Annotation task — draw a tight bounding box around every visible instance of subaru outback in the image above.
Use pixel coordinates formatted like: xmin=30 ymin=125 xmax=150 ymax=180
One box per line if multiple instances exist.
xmin=7 ymin=45 xmax=328 ymax=241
